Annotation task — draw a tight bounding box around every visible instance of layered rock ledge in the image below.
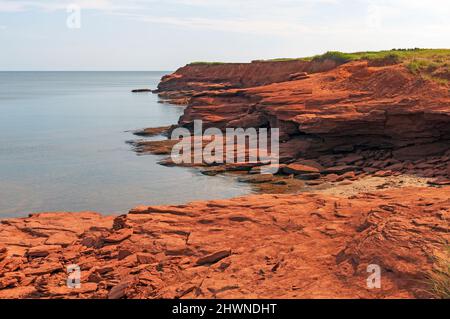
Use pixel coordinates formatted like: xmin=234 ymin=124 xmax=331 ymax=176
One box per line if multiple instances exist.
xmin=1 ymin=56 xmax=449 ymax=299
xmin=159 ymin=61 xmax=450 ymax=162
xmin=138 ymin=60 xmax=450 ymax=190
xmin=0 ymin=187 xmax=448 ymax=299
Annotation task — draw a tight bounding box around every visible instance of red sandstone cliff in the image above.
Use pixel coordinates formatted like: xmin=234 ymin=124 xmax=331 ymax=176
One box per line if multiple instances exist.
xmin=165 ymin=61 xmax=449 ymax=159
xmin=157 ymin=59 xmax=339 ymax=92
xmin=155 ymin=59 xmax=450 ymax=183
xmin=0 ymin=56 xmax=449 ymax=299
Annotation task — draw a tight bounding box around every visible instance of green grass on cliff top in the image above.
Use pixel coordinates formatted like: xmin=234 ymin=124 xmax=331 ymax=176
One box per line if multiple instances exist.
xmin=190 ymin=48 xmax=450 ymax=84
xmin=188 ymin=61 xmax=229 ymax=65
xmin=256 ymin=48 xmax=450 ymax=62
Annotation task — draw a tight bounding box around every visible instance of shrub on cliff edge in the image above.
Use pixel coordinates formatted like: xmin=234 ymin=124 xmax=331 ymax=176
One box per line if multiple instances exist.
xmin=312 ymin=51 xmax=356 ymax=64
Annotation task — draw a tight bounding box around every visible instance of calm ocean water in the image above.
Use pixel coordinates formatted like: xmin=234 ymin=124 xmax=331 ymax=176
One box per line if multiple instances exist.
xmin=0 ymin=72 xmax=251 ymax=217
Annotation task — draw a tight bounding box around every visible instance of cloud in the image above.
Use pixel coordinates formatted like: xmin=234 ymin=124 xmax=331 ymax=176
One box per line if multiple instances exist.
xmin=0 ymin=1 xmax=24 ymax=12
xmin=113 ymin=13 xmax=322 ymax=36
xmin=108 ymin=0 xmax=450 ymax=38
xmin=0 ymin=0 xmax=134 ymax=12
xmin=2 ymin=0 xmax=450 ymax=40
xmin=0 ymin=0 xmax=338 ymax=13
xmin=103 ymin=0 xmax=342 ymax=36
xmin=0 ymin=0 xmax=340 ymax=36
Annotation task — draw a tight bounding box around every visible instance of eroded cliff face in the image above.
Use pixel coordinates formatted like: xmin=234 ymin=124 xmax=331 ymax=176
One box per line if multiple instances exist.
xmin=157 ymin=59 xmax=339 ymax=92
xmin=156 ymin=59 xmax=339 ymax=104
xmin=157 ymin=60 xmax=450 ymax=181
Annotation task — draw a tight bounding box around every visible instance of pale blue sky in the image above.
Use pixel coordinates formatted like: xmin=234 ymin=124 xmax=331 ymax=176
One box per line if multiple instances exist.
xmin=1 ymin=0 xmax=449 ymax=70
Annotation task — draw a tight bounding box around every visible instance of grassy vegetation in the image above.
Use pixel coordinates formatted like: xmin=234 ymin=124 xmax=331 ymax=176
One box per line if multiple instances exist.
xmin=427 ymin=246 xmax=450 ymax=299
xmin=261 ymin=48 xmax=450 ymax=84
xmin=310 ymin=51 xmax=359 ymax=63
xmin=189 ymin=49 xmax=450 ymax=84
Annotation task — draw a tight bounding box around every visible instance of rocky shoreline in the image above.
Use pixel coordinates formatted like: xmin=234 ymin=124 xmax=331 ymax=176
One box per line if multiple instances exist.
xmin=0 ymin=187 xmax=448 ymax=299
xmin=1 ymin=57 xmax=449 ymax=299
xmin=133 ymin=59 xmax=450 ymax=193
